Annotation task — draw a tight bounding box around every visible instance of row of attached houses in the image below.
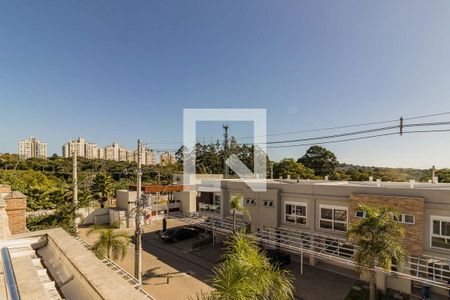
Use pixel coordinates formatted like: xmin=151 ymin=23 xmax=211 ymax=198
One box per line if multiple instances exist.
xmin=172 ymin=177 xmax=450 ymax=296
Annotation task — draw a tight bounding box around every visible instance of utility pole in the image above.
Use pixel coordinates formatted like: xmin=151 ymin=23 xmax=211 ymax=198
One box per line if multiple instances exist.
xmin=223 ymin=124 xmax=229 ymax=179
xmin=399 ymin=116 xmax=404 ymax=135
xmin=72 ymin=151 xmax=79 ymax=231
xmin=134 ymin=139 xmax=143 ymax=286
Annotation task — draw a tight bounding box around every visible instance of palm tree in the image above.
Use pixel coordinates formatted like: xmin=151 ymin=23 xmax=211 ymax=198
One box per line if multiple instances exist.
xmin=347 ymin=204 xmax=406 ymax=300
xmin=229 ymin=195 xmax=250 ymax=231
xmin=211 ymin=232 xmax=293 ymax=300
xmin=87 ymin=225 xmax=130 ymax=261
xmin=91 ymin=172 xmax=115 ymax=208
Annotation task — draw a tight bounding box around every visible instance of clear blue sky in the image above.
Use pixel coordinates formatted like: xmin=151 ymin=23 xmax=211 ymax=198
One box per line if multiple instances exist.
xmin=1 ymin=1 xmax=450 ymax=168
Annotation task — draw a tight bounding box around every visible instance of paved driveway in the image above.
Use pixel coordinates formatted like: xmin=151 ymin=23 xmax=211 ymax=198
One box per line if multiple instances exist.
xmin=286 ymin=261 xmax=356 ymax=300
xmin=80 ymin=219 xmax=357 ymax=300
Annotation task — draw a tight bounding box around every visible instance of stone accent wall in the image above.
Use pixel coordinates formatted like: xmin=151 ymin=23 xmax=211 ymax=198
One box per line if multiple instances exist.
xmin=349 ymin=194 xmax=425 ymax=256
xmin=4 ymin=194 xmax=27 ymax=234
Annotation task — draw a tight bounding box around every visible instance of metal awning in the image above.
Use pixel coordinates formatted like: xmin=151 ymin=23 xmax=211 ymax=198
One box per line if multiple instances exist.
xmin=169 ymin=212 xmax=450 ymax=290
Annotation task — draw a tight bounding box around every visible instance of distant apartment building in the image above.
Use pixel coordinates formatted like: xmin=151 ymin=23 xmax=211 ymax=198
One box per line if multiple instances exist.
xmin=61 ymin=138 xmax=157 ymax=164
xmin=19 ymin=136 xmax=47 ymax=159
xmin=62 ymin=137 xmax=86 ymax=157
xmin=144 ymin=148 xmax=157 ymax=165
xmin=85 ymin=143 xmax=99 ymax=159
xmin=126 ymin=149 xmax=134 ymax=163
xmin=105 ymin=143 xmax=119 ymax=161
xmin=125 ymin=147 xmax=156 ymax=165
xmin=118 ymin=145 xmax=128 ymax=162
xmin=160 ymin=151 xmax=175 ymax=166
xmin=98 ymin=147 xmax=105 ymax=160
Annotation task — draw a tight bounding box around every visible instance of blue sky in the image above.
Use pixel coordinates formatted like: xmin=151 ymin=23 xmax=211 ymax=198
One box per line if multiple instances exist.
xmin=1 ymin=1 xmax=450 ymax=168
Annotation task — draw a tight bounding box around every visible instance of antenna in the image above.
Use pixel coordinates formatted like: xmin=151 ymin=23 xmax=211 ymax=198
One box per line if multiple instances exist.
xmin=223 ymin=123 xmax=229 ymax=179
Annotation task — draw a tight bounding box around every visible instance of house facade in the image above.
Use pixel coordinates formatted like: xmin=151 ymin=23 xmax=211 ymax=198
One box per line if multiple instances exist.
xmin=176 ymin=178 xmax=450 ymax=296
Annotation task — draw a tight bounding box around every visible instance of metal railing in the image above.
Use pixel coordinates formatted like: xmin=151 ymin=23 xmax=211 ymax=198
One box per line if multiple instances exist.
xmin=74 ymin=236 xmax=155 ymax=300
xmin=1 ymin=247 xmax=21 ymax=300
xmin=169 ymin=212 xmax=450 ymax=290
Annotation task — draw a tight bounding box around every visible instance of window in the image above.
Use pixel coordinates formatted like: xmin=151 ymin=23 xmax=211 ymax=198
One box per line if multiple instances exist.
xmin=393 ymin=214 xmax=415 ymax=224
xmin=320 ymin=205 xmax=348 ymax=232
xmin=213 ymin=195 xmax=221 ymax=206
xmin=284 ymin=202 xmax=307 ymax=225
xmin=355 ymin=210 xmax=366 ymax=218
xmin=431 ymin=216 xmax=450 ymax=250
xmin=244 ymin=198 xmax=256 ymax=206
xmin=263 ymin=200 xmax=274 ymax=207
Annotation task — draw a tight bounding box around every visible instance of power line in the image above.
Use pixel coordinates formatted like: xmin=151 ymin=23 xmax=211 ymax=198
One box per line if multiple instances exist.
xmin=257 ymin=121 xmax=450 ymax=146
xmin=267 ymin=132 xmax=399 ymax=149
xmin=267 ymin=128 xmax=450 ymax=149
xmin=264 ymin=125 xmax=399 ymax=145
xmin=404 ymin=111 xmax=450 ymax=120
xmin=146 ymin=110 xmax=450 ymax=146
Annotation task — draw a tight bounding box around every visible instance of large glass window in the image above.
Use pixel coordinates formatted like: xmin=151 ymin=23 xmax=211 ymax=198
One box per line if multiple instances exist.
xmin=431 ymin=216 xmax=450 ymax=250
xmin=320 ymin=205 xmax=348 ymax=232
xmin=284 ymin=202 xmax=307 ymax=225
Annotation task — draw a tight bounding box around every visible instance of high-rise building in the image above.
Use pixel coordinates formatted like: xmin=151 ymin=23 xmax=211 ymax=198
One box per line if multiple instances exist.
xmin=85 ymin=143 xmax=99 ymax=159
xmin=19 ymin=137 xmax=47 ymax=159
xmin=118 ymin=145 xmax=127 ymax=162
xmin=98 ymin=147 xmax=105 ymax=160
xmin=62 ymin=137 xmax=86 ymax=157
xmin=60 ymin=138 xmax=157 ymax=163
xmin=105 ymin=143 xmax=119 ymax=161
xmin=160 ymin=151 xmax=175 ymax=166
xmin=144 ymin=148 xmax=157 ymax=165
xmin=126 ymin=150 xmax=135 ymax=163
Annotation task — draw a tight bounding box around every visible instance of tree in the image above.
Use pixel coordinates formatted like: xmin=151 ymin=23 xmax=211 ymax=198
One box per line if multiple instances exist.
xmin=87 ymin=225 xmax=130 ymax=261
xmin=229 ymin=195 xmax=250 ymax=231
xmin=298 ymin=145 xmax=339 ymax=177
xmin=91 ymin=172 xmax=115 ymax=208
xmin=206 ymin=232 xmax=294 ymax=300
xmin=26 ymin=185 xmax=51 ymax=211
xmin=347 ymin=204 xmax=406 ymax=300
xmin=26 ymin=202 xmax=79 ymax=235
xmin=273 ymin=158 xmax=316 ymax=179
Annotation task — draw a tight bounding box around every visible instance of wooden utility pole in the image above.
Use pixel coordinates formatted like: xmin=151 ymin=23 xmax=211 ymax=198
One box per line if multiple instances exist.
xmin=400 ymin=116 xmax=404 ymax=135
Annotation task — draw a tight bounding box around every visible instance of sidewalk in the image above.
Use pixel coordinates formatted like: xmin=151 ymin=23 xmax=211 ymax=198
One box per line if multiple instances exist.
xmin=78 ymin=219 xmax=213 ymax=300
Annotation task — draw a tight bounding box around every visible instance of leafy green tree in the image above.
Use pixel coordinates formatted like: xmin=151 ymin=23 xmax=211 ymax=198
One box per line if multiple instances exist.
xmin=26 ymin=202 xmax=78 ymax=235
xmin=347 ymin=204 xmax=406 ymax=300
xmin=206 ymin=232 xmax=294 ymax=300
xmin=298 ymin=145 xmax=339 ymax=177
xmin=87 ymin=226 xmax=130 ymax=261
xmin=26 ymin=185 xmax=51 ymax=211
xmin=91 ymin=172 xmax=115 ymax=208
xmin=273 ymin=158 xmax=316 ymax=179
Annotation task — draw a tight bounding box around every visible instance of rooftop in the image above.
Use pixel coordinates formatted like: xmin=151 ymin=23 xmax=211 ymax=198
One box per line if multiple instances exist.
xmin=0 ymin=228 xmax=152 ymax=300
xmin=199 ymin=178 xmax=450 ymax=191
